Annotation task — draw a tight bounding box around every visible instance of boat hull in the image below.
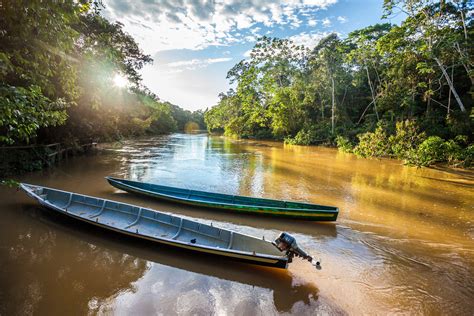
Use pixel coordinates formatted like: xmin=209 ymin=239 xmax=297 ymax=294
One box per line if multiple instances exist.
xmin=106 ymin=177 xmax=339 ymax=221
xmin=20 ymin=184 xmax=288 ymax=269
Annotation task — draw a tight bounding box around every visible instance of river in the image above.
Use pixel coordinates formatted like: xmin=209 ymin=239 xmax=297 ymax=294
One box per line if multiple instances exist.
xmin=1 ymin=133 xmax=473 ymax=315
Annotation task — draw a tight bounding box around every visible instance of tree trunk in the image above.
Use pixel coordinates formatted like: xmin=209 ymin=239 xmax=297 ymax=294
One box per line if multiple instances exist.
xmin=426 ymin=78 xmax=432 ymax=115
xmin=460 ymin=9 xmax=468 ymax=40
xmin=339 ymin=87 xmax=347 ymax=109
xmin=434 ymin=57 xmax=466 ymax=112
xmin=331 ymin=76 xmax=335 ymax=134
xmin=366 ymin=65 xmax=379 ymax=120
xmin=447 ymin=63 xmax=453 ymax=115
xmin=454 ymin=42 xmax=473 ymax=85
xmin=357 ymin=99 xmax=375 ymax=124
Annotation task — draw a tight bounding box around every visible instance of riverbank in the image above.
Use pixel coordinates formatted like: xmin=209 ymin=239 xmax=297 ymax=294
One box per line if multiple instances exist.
xmin=3 ymin=129 xmax=470 ymax=180
xmin=211 ymin=127 xmax=473 ymax=170
xmin=0 ymin=129 xmax=209 ymax=178
xmin=0 ymin=142 xmax=98 ymax=177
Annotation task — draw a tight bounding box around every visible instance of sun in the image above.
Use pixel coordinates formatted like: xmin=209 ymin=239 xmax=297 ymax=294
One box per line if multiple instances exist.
xmin=113 ymin=73 xmax=128 ymax=88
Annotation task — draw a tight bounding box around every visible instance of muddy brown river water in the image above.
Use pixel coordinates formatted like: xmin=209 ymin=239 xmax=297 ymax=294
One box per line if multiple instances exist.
xmin=0 ymin=133 xmax=473 ymax=315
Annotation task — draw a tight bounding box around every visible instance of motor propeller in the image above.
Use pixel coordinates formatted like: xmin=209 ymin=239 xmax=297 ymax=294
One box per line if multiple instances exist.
xmin=273 ymin=232 xmax=321 ymax=269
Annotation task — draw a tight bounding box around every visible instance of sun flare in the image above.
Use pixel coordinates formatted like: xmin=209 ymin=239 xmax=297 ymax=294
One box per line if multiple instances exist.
xmin=113 ymin=73 xmax=128 ymax=88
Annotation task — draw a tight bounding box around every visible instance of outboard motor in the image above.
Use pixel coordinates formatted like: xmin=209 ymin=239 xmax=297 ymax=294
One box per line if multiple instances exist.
xmin=273 ymin=232 xmax=321 ymax=269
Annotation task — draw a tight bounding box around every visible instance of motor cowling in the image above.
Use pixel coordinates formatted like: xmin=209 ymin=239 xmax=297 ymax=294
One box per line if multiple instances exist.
xmin=273 ymin=232 xmax=321 ymax=269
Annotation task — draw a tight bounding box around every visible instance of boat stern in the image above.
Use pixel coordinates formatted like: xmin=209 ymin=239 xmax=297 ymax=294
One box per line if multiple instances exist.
xmin=273 ymin=232 xmax=321 ymax=269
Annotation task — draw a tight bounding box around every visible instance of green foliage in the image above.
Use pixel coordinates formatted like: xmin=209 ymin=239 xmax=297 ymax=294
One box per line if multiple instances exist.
xmin=351 ymin=121 xmax=471 ymax=167
xmin=205 ymin=92 xmax=239 ymax=133
xmin=0 ymin=179 xmax=20 ymax=188
xmin=1 ymin=0 xmax=81 ymax=101
xmin=284 ymin=129 xmax=315 ymax=146
xmin=353 ymin=123 xmax=391 ymax=158
xmin=269 ymin=86 xmax=305 ymax=138
xmin=409 ymin=136 xmax=447 ymax=166
xmin=284 ymin=122 xmax=334 ymax=145
xmin=388 ymin=120 xmax=426 ymax=160
xmin=0 ymin=146 xmax=55 ymax=176
xmin=204 ymin=1 xmax=472 ymax=168
xmin=0 ymin=1 xmax=204 ymax=149
xmin=1 ymin=1 xmax=472 ymax=169
xmin=148 ymin=101 xmax=178 ymax=134
xmin=168 ymin=103 xmax=205 ymax=132
xmin=425 ymin=136 xmax=473 ymax=168
xmin=0 ymin=85 xmax=68 ymax=144
xmin=461 ymin=145 xmax=474 ymax=168
xmin=336 ymin=136 xmax=353 ymax=153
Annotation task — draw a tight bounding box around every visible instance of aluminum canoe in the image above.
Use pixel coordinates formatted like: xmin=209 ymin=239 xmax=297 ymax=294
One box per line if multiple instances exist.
xmin=20 ymin=183 xmax=290 ymax=269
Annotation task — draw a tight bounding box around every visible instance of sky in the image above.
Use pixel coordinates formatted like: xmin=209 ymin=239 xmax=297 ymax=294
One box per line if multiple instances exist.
xmin=102 ymin=0 xmax=402 ymax=111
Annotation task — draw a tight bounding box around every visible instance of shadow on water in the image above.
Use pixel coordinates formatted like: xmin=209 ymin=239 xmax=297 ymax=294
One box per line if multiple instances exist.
xmin=25 ymin=203 xmax=321 ymax=313
xmin=428 ymin=165 xmax=474 ymax=180
xmin=420 ymin=175 xmax=474 ymax=188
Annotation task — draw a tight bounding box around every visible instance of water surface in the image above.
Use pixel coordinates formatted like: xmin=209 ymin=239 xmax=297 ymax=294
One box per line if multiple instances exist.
xmin=1 ymin=133 xmax=473 ymax=314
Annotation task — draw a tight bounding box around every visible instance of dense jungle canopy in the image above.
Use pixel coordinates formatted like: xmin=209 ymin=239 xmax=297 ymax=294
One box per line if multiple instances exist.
xmin=205 ymin=0 xmax=473 ymax=167
xmin=0 ymin=0 xmax=204 ymax=147
xmin=0 ymin=0 xmax=472 ymax=168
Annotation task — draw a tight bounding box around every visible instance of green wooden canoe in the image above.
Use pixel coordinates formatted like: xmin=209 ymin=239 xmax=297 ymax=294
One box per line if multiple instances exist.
xmin=106 ymin=177 xmax=339 ymax=221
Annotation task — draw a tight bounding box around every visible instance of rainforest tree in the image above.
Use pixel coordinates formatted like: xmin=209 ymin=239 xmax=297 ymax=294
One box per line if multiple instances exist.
xmin=0 ymin=0 xmax=204 ymax=146
xmin=205 ymin=0 xmax=472 ymax=166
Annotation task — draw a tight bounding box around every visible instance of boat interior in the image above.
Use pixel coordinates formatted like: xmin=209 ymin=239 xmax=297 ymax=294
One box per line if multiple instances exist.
xmin=25 ymin=184 xmax=284 ymax=257
xmin=109 ymin=177 xmax=337 ymax=211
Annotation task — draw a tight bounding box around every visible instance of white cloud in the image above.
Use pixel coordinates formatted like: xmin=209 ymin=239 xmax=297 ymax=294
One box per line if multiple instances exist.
xmin=302 ymin=0 xmax=336 ymax=5
xmin=100 ymin=0 xmax=342 ymax=111
xmin=308 ymin=18 xmax=318 ymax=26
xmin=243 ymin=31 xmax=333 ymax=59
xmin=322 ymin=17 xmax=331 ymax=27
xmin=289 ymin=31 xmax=331 ymax=48
xmin=244 ymin=34 xmax=258 ymax=42
xmin=166 ymin=57 xmax=233 ymax=70
xmin=141 ymin=62 xmax=229 ymax=110
xmin=243 ymin=49 xmax=252 ymax=58
xmin=337 ymin=16 xmax=348 ymax=23
xmin=251 ymin=27 xmax=261 ymax=33
xmin=102 ymin=0 xmax=338 ymax=53
xmin=235 ymin=14 xmax=254 ymax=29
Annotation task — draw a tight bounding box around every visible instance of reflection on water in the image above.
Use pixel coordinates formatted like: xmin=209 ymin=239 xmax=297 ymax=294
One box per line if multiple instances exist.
xmin=1 ymin=133 xmax=473 ymax=314
xmin=0 ymin=204 xmax=148 ymax=315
